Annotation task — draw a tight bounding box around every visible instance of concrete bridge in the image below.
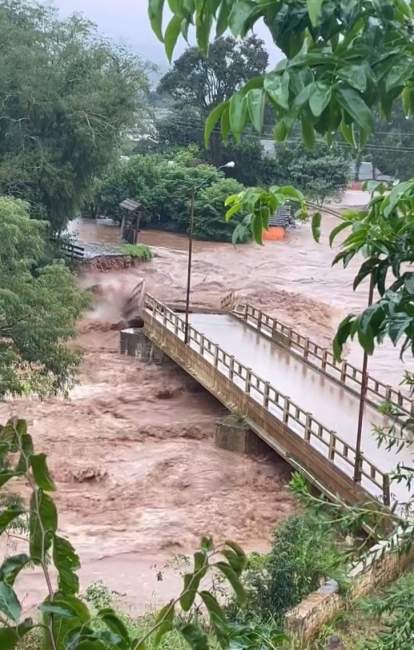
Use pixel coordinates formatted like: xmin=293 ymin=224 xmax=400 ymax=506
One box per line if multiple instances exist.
xmin=141 ymin=294 xmax=413 ymax=509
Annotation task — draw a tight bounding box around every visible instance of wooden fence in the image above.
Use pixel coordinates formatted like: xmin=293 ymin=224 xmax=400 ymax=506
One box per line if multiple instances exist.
xmin=145 ymin=294 xmax=391 ymax=506
xmin=52 ymin=239 xmax=85 ymax=260
xmin=234 ymin=304 xmax=412 ymax=416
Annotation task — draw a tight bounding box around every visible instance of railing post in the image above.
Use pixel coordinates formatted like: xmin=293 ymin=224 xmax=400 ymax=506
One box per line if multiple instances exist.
xmin=304 ymin=413 xmax=312 ymax=441
xmin=304 ymin=338 xmax=310 ymax=360
xmin=322 ymin=350 xmax=328 ymax=370
xmin=258 ymin=311 xmax=262 ymax=331
xmin=263 ymin=381 xmax=270 ymax=408
xmin=340 ymin=361 xmax=347 ymax=383
xmin=214 ymin=346 xmax=219 ymax=369
xmin=385 ymin=385 xmax=392 ymax=402
xmin=243 ymin=304 xmax=248 ymax=321
xmin=354 ymin=452 xmax=363 ymax=484
xmin=287 ymin=328 xmax=293 ymax=347
xmin=229 ymin=356 xmax=235 ymax=381
xmin=383 ymin=474 xmax=391 ymax=507
xmin=245 ymin=368 xmax=252 ymax=393
xmin=283 ymin=396 xmax=290 ymax=424
xmin=329 ymin=433 xmax=336 ymax=461
xmin=201 ymin=335 xmax=206 ymax=356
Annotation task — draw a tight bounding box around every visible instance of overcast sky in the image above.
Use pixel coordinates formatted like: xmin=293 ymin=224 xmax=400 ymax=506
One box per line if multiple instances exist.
xmin=48 ymin=0 xmax=280 ymax=70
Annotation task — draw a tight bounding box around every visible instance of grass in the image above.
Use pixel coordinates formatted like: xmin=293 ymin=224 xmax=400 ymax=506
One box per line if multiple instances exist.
xmin=120 ymin=243 xmax=153 ymax=261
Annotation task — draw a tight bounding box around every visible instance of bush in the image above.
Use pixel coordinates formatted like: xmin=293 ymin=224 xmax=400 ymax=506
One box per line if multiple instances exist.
xmin=194 ymin=178 xmax=248 ymax=242
xmin=93 ymin=148 xmax=246 ymax=241
xmin=120 ymin=244 xmax=153 ymax=261
xmin=232 ymin=513 xmax=348 ymax=628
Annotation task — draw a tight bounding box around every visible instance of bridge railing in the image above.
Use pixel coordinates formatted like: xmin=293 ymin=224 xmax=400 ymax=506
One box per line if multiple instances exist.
xmin=145 ymin=294 xmax=391 ymax=506
xmin=234 ymin=303 xmax=412 ymax=416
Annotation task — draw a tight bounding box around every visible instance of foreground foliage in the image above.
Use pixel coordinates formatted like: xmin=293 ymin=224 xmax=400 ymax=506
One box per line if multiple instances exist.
xmin=0 ymin=197 xmax=88 ymax=398
xmin=0 ymin=418 xmax=281 ymax=650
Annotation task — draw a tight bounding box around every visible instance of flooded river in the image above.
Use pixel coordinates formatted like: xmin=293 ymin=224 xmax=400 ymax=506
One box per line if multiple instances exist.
xmin=4 ymin=205 xmax=412 ymax=615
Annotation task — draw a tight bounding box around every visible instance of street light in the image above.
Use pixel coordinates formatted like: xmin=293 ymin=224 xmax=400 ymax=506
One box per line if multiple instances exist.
xmin=184 ymin=161 xmax=235 ymax=344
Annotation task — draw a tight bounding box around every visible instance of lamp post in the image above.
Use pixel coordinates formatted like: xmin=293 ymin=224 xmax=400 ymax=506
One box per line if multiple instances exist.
xmin=184 ymin=161 xmax=235 ymax=344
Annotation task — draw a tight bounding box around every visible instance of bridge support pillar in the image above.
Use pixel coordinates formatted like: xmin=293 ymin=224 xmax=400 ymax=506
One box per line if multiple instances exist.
xmin=215 ymin=415 xmax=263 ymax=455
xmin=120 ymin=328 xmax=168 ymax=365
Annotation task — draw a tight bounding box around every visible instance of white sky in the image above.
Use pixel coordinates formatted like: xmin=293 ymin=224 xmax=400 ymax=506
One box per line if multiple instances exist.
xmin=47 ymin=0 xmax=280 ymax=69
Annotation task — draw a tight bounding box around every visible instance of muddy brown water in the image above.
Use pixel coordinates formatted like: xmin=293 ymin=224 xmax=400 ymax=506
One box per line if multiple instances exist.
xmin=3 ymin=211 xmax=413 ymax=615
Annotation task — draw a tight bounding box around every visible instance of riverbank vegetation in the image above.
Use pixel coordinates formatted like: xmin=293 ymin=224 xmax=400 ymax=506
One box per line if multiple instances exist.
xmin=0 ymin=0 xmax=149 ymax=232
xmin=0 ymin=197 xmax=88 ymax=398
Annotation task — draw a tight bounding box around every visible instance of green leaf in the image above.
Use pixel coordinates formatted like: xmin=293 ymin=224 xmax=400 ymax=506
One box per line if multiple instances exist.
xmin=340 ymin=119 xmax=356 ymax=147
xmin=264 ymin=72 xmax=289 ymax=110
xmin=29 ymin=490 xmax=58 ymax=564
xmin=0 ymin=582 xmax=21 ymax=622
xmin=228 ymin=0 xmax=255 ymax=36
xmin=214 ymin=562 xmax=246 ymax=605
xmin=99 ymin=608 xmax=130 ymax=648
xmin=0 ymin=505 xmax=24 ymax=535
xmin=155 ymin=601 xmax=174 ymax=645
xmin=15 ymin=432 xmax=34 ymax=474
xmin=311 ymin=212 xmax=322 ymax=243
xmin=30 ymin=454 xmax=55 ymax=491
xmin=204 ymin=101 xmax=227 ymax=147
xmin=302 ymin=117 xmax=315 ymax=149
xmin=329 ymin=221 xmax=352 ymax=247
xmin=0 ymin=471 xmax=16 ymax=489
xmin=333 ymin=314 xmax=355 ymax=361
xmin=307 ymin=0 xmax=324 ymax=26
xmin=40 ymin=595 xmax=90 ymax=622
xmin=229 ymin=93 xmax=248 ymax=141
xmin=274 ymin=119 xmax=288 ymax=142
xmin=200 ymin=591 xmax=225 ymax=624
xmin=309 ymin=83 xmax=332 ymax=117
xmin=165 ymin=15 xmax=182 ymax=62
xmin=0 ymin=620 xmax=33 ymax=650
xmin=220 ymin=104 xmax=230 ymax=141
xmin=53 ymin=535 xmax=80 ymax=595
xmin=247 ymin=89 xmax=265 ymax=132
xmin=336 ymin=87 xmax=373 ymax=132
xmin=338 ymin=65 xmax=368 ymax=93
xmin=0 ymin=555 xmax=30 ymax=586
xmin=178 ymin=623 xmax=209 ymax=649
xmin=148 ymin=0 xmax=165 ymax=42
xmin=384 ymin=180 xmax=412 ymax=217
xmin=180 ymin=572 xmax=200 ymax=612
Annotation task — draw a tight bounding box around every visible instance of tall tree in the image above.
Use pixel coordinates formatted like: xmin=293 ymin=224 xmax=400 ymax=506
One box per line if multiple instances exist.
xmin=158 ymin=35 xmax=268 ymax=116
xmin=158 ymin=35 xmax=268 ymax=167
xmin=0 ymin=0 xmax=149 ymax=231
xmin=0 ymin=197 xmax=88 ymax=398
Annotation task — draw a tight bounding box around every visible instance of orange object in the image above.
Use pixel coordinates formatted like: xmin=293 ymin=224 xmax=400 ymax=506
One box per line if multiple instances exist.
xmin=263 ymin=226 xmax=286 ymax=241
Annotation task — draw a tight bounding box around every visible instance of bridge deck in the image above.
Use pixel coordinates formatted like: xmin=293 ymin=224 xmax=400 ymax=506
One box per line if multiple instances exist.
xmin=189 ymin=313 xmax=412 ymax=505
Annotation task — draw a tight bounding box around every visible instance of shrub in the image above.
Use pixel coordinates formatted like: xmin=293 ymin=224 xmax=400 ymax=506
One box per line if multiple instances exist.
xmin=232 ymin=513 xmax=348 ymax=628
xmin=120 ymin=243 xmax=153 ymax=261
xmin=193 ymin=178 xmax=249 ymax=242
xmin=92 ymin=148 xmax=247 ymax=242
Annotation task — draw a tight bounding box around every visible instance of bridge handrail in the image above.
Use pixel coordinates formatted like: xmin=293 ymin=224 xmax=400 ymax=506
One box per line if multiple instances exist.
xmin=145 ymin=294 xmax=390 ymax=506
xmin=234 ymin=303 xmax=412 ymax=416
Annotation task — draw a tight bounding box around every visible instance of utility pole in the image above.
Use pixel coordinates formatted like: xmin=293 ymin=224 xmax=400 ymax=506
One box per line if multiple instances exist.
xmin=354 ymin=274 xmax=375 ymax=483
xmin=184 ymin=188 xmax=195 ymax=345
